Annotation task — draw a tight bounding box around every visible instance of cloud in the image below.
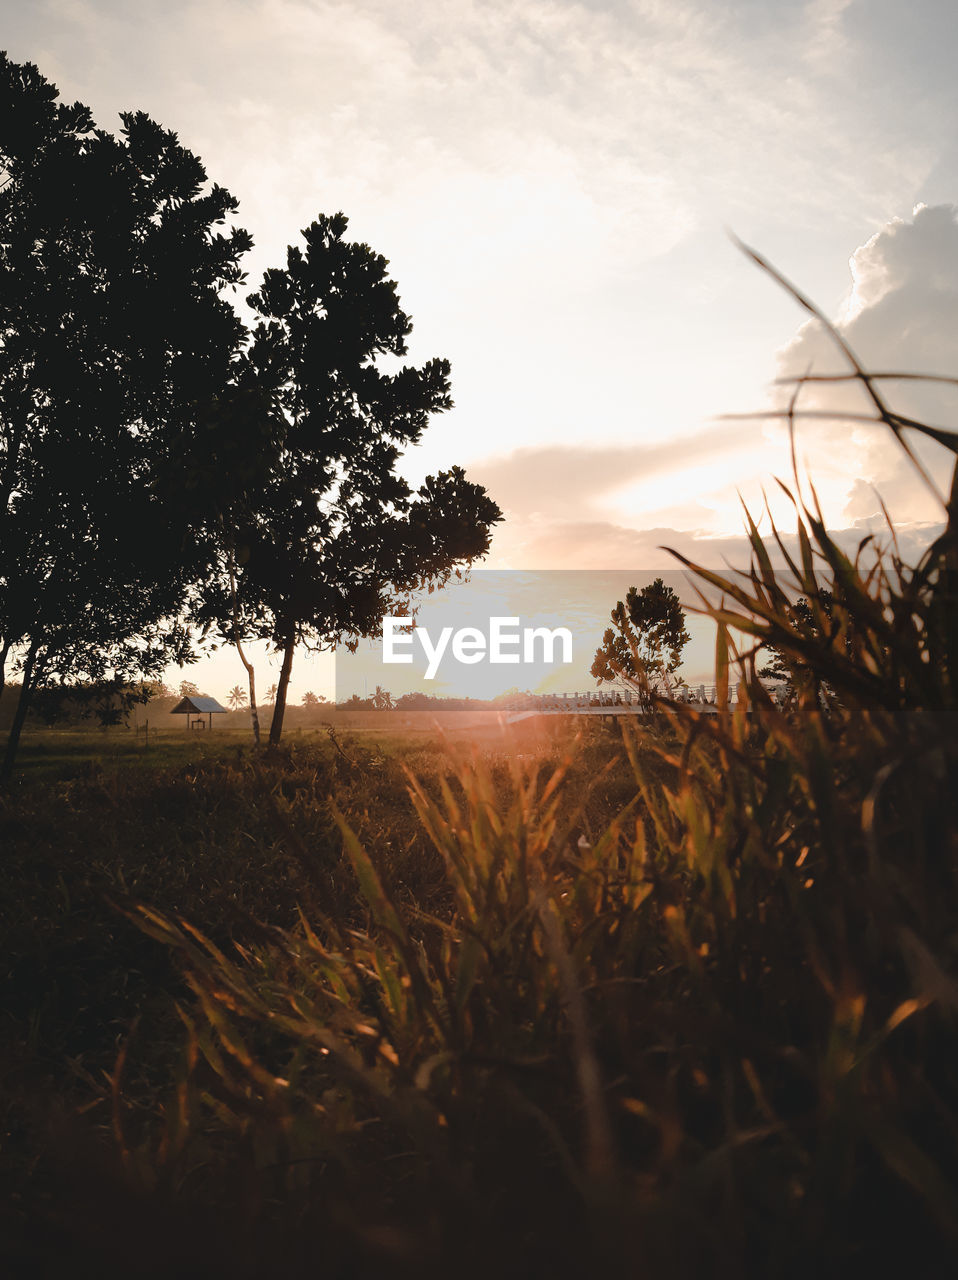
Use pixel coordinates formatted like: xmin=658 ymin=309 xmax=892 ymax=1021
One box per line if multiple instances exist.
xmin=15 ymin=0 xmax=957 ymax=485
xmin=467 ymin=431 xmax=746 ymax=521
xmin=774 ymin=203 xmax=958 ymax=526
xmin=20 ymin=1 xmax=944 ymax=275
xmin=471 ymin=195 xmax=958 ymax=562
xmin=484 ymin=510 xmax=944 ymax=574
xmin=13 ymin=6 xmax=957 ymax=553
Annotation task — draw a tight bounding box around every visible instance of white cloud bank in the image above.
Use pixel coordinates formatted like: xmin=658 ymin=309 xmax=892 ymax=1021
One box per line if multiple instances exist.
xmin=5 ymin=1 xmax=958 ymax=695
xmin=773 ymin=202 xmax=958 ymax=530
xmin=479 ymin=204 xmax=958 ymax=568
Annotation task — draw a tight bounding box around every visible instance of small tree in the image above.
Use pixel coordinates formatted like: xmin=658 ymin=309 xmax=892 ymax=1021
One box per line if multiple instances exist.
xmin=758 ymin=590 xmax=838 ymax=681
xmin=227 ymin=684 xmax=248 ymax=710
xmin=301 ymin=690 xmax=320 ymax=707
xmin=591 ymin=578 xmax=690 ymax=704
xmin=757 ymin=588 xmax=853 ymax=709
xmin=179 ymin=681 xmax=201 ymax=698
xmin=372 ymin=686 xmax=393 ymax=711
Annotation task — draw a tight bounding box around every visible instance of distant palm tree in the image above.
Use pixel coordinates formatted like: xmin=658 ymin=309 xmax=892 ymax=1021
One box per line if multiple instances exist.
xmin=372 ymin=686 xmax=393 ymax=710
xmin=227 ymin=685 xmax=248 ymax=710
xmin=266 ymin=683 xmax=278 ymax=704
xmin=302 ymin=690 xmax=319 ymax=707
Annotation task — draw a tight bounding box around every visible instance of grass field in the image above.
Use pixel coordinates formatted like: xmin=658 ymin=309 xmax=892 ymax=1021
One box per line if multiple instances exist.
xmin=6 ymin=708 xmax=557 ymax=781
xmin=3 ymin=427 xmax=958 ymax=1277
xmin=1 ymin=720 xmax=637 ymax=1277
xmin=2 ymin=684 xmax=956 ymax=1279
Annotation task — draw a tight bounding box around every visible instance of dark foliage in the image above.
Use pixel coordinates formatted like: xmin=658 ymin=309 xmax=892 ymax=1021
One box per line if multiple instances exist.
xmin=0 ymin=52 xmax=251 ymax=778
xmin=591 ymin=576 xmax=691 ymax=702
xmin=198 ymin=213 xmax=501 ymax=744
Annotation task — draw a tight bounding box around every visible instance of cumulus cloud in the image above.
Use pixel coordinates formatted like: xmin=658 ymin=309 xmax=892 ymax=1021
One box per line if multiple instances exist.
xmin=774 ymin=203 xmax=958 ymax=527
xmin=476 ymin=205 xmax=958 ymax=571
xmin=9 ymin=2 xmax=956 ymax=584
xmin=468 ymin=431 xmax=746 ymax=520
xmin=483 ymin=510 xmax=944 ymax=574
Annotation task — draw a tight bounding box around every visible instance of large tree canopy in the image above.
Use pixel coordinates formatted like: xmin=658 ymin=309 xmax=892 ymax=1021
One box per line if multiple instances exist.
xmin=0 ymin=52 xmax=251 ymax=777
xmin=0 ymin=57 xmax=500 ymax=768
xmin=201 ymin=213 xmax=502 ymax=744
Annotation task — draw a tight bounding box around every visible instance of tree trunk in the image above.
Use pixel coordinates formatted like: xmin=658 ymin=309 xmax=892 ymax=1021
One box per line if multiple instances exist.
xmin=233 ymin=637 xmax=261 ymax=748
xmin=226 ymin=537 xmax=261 ymax=747
xmin=268 ymin=636 xmax=296 ymax=746
xmin=0 ymin=638 xmax=10 ymax=705
xmin=1 ymin=640 xmax=39 ymax=784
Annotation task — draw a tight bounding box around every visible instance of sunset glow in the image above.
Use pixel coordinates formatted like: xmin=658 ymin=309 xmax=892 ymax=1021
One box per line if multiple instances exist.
xmin=5 ymin=0 xmax=956 ymax=699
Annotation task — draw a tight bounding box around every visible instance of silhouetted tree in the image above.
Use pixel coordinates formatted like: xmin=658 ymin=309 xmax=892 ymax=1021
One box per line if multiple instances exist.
xmin=591 ymin=578 xmax=690 ymax=705
xmin=30 ymin=679 xmax=151 ymax=727
xmin=758 ymin=589 xmax=847 ymax=706
xmin=203 ymin=214 xmax=501 ymax=745
xmin=0 ymin=53 xmax=250 ymax=779
xmin=227 ymin=684 xmax=248 ymax=709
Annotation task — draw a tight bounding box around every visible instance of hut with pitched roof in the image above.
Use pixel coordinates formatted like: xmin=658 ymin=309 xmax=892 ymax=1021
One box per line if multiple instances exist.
xmin=169 ymin=694 xmax=228 ymax=731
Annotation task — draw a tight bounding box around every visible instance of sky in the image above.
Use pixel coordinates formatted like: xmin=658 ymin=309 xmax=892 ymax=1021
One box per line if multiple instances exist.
xmin=4 ymin=0 xmax=958 ymax=701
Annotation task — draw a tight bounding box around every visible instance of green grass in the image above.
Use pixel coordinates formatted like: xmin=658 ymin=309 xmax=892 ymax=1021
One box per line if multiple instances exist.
xmin=5 ymin=708 xmax=548 ymax=783
xmin=9 ymin=726 xmax=249 ymax=780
